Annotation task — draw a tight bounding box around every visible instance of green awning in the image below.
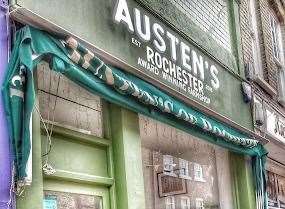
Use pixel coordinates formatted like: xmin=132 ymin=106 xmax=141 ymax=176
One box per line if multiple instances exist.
xmin=2 ymin=26 xmax=267 ymax=208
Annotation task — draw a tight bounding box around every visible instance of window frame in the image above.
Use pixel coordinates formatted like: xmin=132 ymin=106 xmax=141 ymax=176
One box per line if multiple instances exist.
xmin=270 ymin=9 xmax=285 ymax=66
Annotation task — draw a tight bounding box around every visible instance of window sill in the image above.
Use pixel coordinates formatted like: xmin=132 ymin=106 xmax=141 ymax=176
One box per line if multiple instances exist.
xmin=254 ymin=76 xmax=277 ymax=96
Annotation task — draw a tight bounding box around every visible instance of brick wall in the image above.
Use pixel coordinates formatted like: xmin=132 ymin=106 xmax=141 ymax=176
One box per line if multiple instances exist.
xmin=239 ymin=0 xmax=253 ymax=65
xmin=169 ymin=0 xmax=231 ymax=51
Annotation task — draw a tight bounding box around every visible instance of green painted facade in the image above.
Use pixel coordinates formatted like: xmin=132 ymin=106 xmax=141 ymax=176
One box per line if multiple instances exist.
xmin=17 ymin=99 xmax=258 ymax=209
xmin=12 ymin=0 xmax=254 ymax=130
xmin=11 ymin=1 xmax=260 ymax=209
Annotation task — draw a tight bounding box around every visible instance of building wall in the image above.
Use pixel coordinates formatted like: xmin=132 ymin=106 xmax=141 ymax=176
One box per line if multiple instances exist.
xmin=239 ymin=0 xmax=285 ymax=141
xmin=239 ymin=0 xmax=285 ymax=208
xmin=240 ymin=0 xmax=284 ymax=94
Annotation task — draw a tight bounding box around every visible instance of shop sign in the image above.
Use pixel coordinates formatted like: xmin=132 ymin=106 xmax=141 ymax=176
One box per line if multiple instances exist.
xmin=14 ymin=0 xmax=254 ymax=128
xmin=113 ymin=0 xmax=219 ymax=105
xmin=266 ymin=108 xmax=285 ymax=144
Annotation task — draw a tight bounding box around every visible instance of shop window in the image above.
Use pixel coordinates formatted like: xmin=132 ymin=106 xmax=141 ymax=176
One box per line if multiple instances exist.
xmin=169 ymin=0 xmax=231 ymax=51
xmin=140 ymin=115 xmax=234 ymax=209
xmin=165 ymin=196 xmax=175 ymax=209
xmin=277 ymin=175 xmax=285 ymax=208
xmin=37 ymin=62 xmax=103 ymax=137
xmin=179 ymin=158 xmax=191 ymax=179
xmin=269 ymin=9 xmax=285 ymax=105
xmin=266 ymin=170 xmax=285 ymax=208
xmin=195 ymin=198 xmax=204 ymax=209
xmin=194 ymin=163 xmax=205 ymax=182
xmin=181 ymin=196 xmax=191 ymax=209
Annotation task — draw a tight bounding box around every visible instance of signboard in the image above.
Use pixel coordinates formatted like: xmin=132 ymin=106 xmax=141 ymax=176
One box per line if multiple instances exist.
xmin=113 ymin=0 xmax=219 ymax=105
xmin=14 ymin=0 xmax=254 ymax=129
xmin=157 ymin=173 xmax=187 ymax=197
xmin=266 ymin=108 xmax=285 ymax=144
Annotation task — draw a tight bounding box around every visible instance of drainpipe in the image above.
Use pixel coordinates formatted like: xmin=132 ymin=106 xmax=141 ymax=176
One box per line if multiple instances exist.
xmin=0 ymin=0 xmax=13 ymax=209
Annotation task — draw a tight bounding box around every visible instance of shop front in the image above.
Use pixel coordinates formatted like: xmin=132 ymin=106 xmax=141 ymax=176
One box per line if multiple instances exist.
xmin=4 ymin=0 xmax=268 ymax=209
xmin=254 ymin=97 xmax=285 ymax=209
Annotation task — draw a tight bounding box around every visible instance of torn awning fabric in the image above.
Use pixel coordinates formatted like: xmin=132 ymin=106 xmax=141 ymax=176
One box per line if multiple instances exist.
xmin=2 ymin=26 xmax=268 ymax=207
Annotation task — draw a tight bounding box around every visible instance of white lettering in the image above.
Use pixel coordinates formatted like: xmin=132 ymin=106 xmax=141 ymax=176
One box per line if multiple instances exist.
xmin=210 ymin=65 xmax=219 ymax=90
xmin=180 ymin=42 xmax=192 ymax=71
xmin=153 ymin=23 xmax=166 ymax=53
xmin=134 ymin=8 xmax=151 ymax=41
xmin=114 ymin=0 xmax=134 ymax=32
xmin=166 ymin=31 xmax=179 ymax=61
xmin=192 ymin=50 xmax=204 ymax=81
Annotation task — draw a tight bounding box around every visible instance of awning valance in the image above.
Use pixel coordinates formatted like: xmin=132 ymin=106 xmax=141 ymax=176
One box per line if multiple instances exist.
xmin=2 ymin=26 xmax=267 ymax=208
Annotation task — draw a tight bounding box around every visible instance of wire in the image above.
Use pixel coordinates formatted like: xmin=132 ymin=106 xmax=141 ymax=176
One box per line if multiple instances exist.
xmin=41 ymin=71 xmax=61 ymax=158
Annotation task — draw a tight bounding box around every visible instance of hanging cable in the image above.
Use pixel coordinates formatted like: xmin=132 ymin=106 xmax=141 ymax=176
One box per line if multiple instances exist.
xmin=35 ymin=68 xmax=62 ymax=176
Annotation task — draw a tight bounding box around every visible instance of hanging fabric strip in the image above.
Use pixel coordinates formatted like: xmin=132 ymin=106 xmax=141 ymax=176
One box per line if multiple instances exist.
xmin=2 ymin=26 xmax=268 ymax=208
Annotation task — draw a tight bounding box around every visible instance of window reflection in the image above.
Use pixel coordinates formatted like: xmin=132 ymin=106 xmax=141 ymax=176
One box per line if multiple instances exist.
xmin=139 ymin=115 xmax=233 ymax=209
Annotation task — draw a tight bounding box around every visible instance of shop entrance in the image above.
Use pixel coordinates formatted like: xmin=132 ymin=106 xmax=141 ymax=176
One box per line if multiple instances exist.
xmin=37 ymin=62 xmax=113 ymax=209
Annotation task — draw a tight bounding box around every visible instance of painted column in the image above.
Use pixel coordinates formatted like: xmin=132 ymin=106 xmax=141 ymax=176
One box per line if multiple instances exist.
xmin=0 ymin=1 xmax=12 ymax=209
xmin=110 ymin=104 xmax=146 ymax=209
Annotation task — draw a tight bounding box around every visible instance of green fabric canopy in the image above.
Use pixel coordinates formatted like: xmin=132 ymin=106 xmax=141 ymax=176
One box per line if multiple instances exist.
xmin=2 ymin=26 xmax=268 ymax=208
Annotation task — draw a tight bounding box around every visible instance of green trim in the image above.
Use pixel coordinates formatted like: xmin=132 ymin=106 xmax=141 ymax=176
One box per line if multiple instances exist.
xmin=41 ymin=123 xmax=111 ymax=147
xmin=136 ymin=0 xmax=239 ymax=74
xmin=228 ymin=0 xmax=245 ymax=77
xmin=111 ymin=105 xmax=146 ymax=209
xmin=107 ymin=144 xmax=117 ymax=209
xmin=230 ymin=153 xmax=256 ymax=209
xmin=44 ymin=170 xmax=114 ymax=186
xmin=102 ymin=100 xmax=112 ymax=140
xmin=43 ymin=179 xmax=111 ymax=209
